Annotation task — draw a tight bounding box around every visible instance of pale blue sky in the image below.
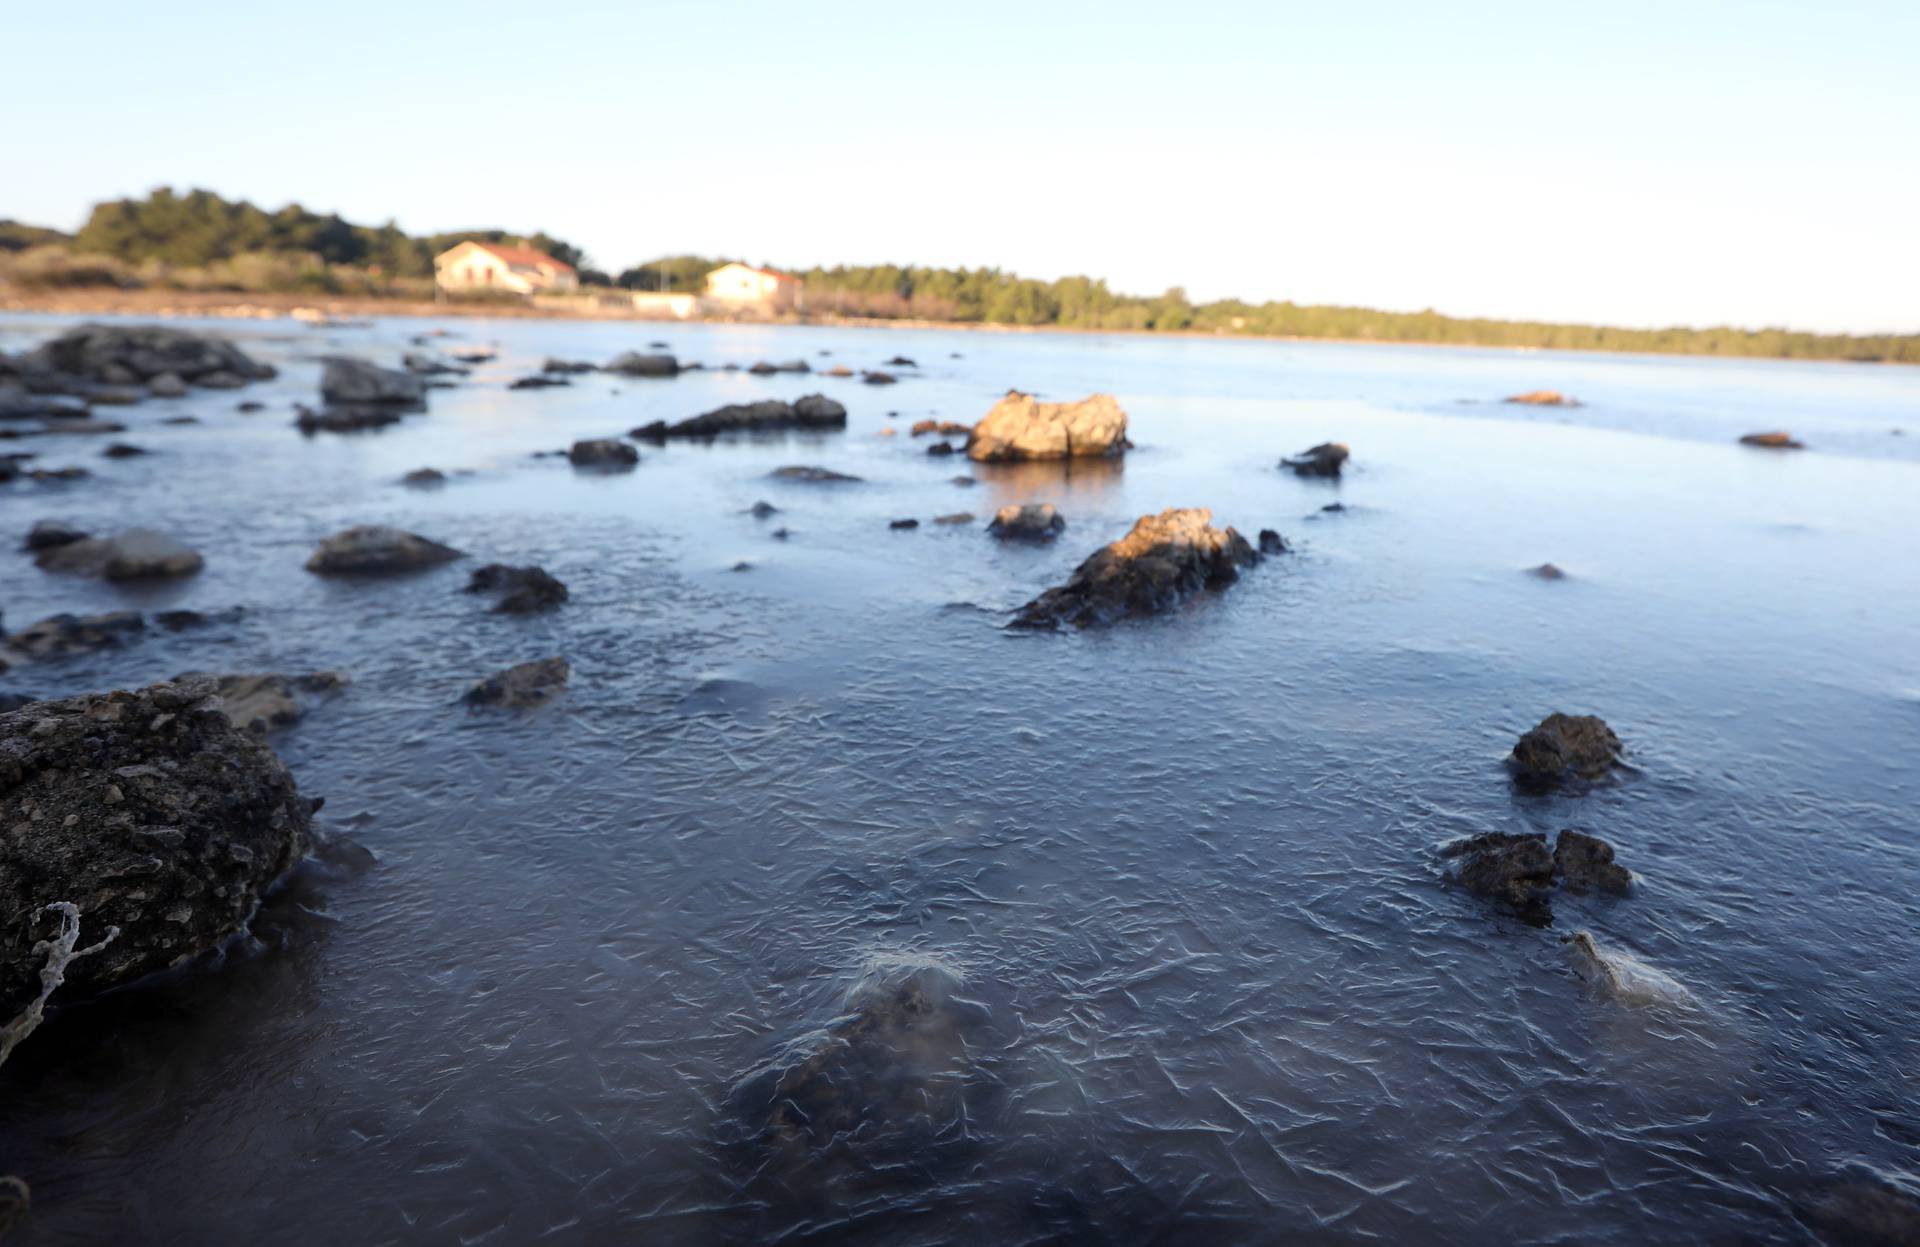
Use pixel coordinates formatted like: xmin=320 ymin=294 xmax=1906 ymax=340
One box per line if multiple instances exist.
xmin=7 ymin=0 xmax=1916 ymax=332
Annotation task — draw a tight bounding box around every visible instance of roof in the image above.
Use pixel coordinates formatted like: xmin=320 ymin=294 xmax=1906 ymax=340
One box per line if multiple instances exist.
xmin=713 ymin=261 xmax=799 ymax=284
xmin=444 ymin=240 xmax=577 ymax=274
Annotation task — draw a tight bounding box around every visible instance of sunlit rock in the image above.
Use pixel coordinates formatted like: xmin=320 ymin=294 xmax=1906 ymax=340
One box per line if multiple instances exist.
xmin=967 ymin=390 xmax=1128 ymax=461
xmin=1012 ymin=507 xmax=1258 ymax=628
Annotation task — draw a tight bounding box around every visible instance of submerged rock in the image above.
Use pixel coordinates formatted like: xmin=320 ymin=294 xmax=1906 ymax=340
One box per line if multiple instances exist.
xmin=889 ymin=518 xmax=920 ymax=530
xmin=1511 ymin=713 xmax=1623 ymax=783
xmin=926 ymin=441 xmax=955 ymax=456
xmin=569 ymin=438 xmax=639 ymax=469
xmin=401 ymin=353 xmax=467 ymax=376
xmin=306 ymin=525 xmax=462 ymax=574
xmin=604 ymin=352 xmax=680 ymax=377
xmin=1804 ymin=1170 xmax=1920 ymax=1247
xmin=967 ymin=390 xmax=1128 ymax=461
xmin=749 ymin=359 xmax=811 ymax=375
xmin=769 ymin=465 xmax=860 ymax=483
xmin=0 ymin=678 xmax=313 ymax=1022
xmin=101 ymin=442 xmax=151 ymax=458
xmin=509 ymin=374 xmax=570 ymax=390
xmin=1566 ymin=932 xmax=1691 ymax=1008
xmin=731 ymin=953 xmax=983 ymax=1159
xmin=294 ymin=403 xmax=404 ymax=434
xmin=34 ymin=528 xmax=204 ymax=581
xmin=146 ymin=372 xmax=188 ymax=398
xmin=1258 ymin=529 xmax=1289 ymax=554
xmin=629 ymin=394 xmax=847 ymax=440
xmin=1505 ymin=390 xmax=1580 ymax=407
xmin=465 ymin=564 xmax=569 ymax=614
xmin=319 ymin=357 xmax=426 ymax=407
xmin=1012 ymin=507 xmax=1258 ymax=629
xmin=180 ymin=671 xmax=349 ymax=733
xmin=465 ymin=657 xmax=570 ymax=709
xmin=1739 ymin=431 xmax=1805 ymax=449
xmin=0 ymin=611 xmax=145 ymax=666
xmin=1527 ymin=562 xmax=1567 ymax=580
xmin=933 ymin=512 xmax=975 ymax=525
xmin=1281 ymin=442 xmax=1349 ymax=477
xmin=401 ymin=467 xmax=446 ymax=489
xmin=747 ymin=500 xmax=780 ymax=518
xmin=861 ymin=370 xmax=897 ymax=385
xmin=542 ymin=358 xmax=597 ymax=374
xmin=987 ymin=503 xmax=1065 ymax=541
xmin=910 ymin=419 xmax=972 ymax=437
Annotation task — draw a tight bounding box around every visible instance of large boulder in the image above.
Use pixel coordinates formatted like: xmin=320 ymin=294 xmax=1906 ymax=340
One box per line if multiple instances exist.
xmin=629 ymin=395 xmax=847 ymax=440
xmin=34 ymin=528 xmax=203 ymax=581
xmin=306 ymin=525 xmax=462 ymax=574
xmin=1440 ymin=828 xmax=1632 ymax=923
xmin=604 ymin=352 xmax=680 ymax=377
xmin=0 ymin=679 xmax=314 ymax=1023
xmin=966 ymin=390 xmax=1128 ymax=461
xmin=987 ymin=503 xmax=1066 ymax=540
xmin=19 ymin=324 xmax=273 ymax=389
xmin=319 ymin=358 xmax=426 ymax=407
xmin=1510 ymin=713 xmax=1622 ymax=783
xmin=1012 ymin=507 xmax=1258 ymax=628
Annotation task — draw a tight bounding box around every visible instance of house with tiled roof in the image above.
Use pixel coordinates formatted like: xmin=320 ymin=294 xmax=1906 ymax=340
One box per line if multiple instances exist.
xmin=434 ymin=240 xmax=580 ymax=295
xmin=705 ymin=262 xmax=803 ymax=311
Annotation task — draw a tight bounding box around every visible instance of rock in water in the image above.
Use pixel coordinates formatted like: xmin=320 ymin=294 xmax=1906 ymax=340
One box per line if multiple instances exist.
xmin=319 ymin=358 xmax=427 ymax=406
xmin=568 ymin=439 xmax=639 ymax=469
xmin=1553 ymin=829 xmax=1632 ymax=894
xmin=1511 ymin=713 xmax=1623 ymax=783
xmin=629 ymin=395 xmax=847 ymax=440
xmin=0 ymin=612 xmax=145 ymax=667
xmin=465 ymin=564 xmax=569 ymax=614
xmin=1739 ymin=431 xmax=1805 ymax=449
xmin=32 ymin=528 xmax=204 ymax=581
xmin=769 ymin=465 xmax=860 ymax=483
xmin=1281 ymin=442 xmax=1350 ymax=477
xmin=19 ymin=323 xmax=274 ymax=389
xmin=306 ymin=526 xmax=462 ymax=574
xmin=987 ymin=503 xmax=1066 ymax=540
xmin=0 ymin=679 xmax=313 ymax=1021
xmin=1566 ymin=932 xmax=1692 ymax=1008
xmin=1527 ymin=562 xmax=1567 ymax=580
xmin=178 ymin=671 xmax=349 ymax=733
xmin=465 ymin=657 xmax=570 ymax=709
xmin=731 ymin=953 xmax=982 ymax=1161
xmin=23 ymin=520 xmax=88 ymax=551
xmin=1440 ymin=831 xmax=1555 ymax=918
xmin=1504 ymin=390 xmax=1580 ymax=407
xmin=1012 ymin=507 xmax=1258 ymax=628
xmin=603 ymin=352 xmax=680 ymax=377
xmin=966 ymin=390 xmax=1128 ymax=461
xmin=1258 ymin=529 xmax=1289 ymax=554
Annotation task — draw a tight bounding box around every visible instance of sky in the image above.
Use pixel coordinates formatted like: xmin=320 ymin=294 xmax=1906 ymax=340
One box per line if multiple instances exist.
xmin=5 ymin=0 xmax=1917 ymax=334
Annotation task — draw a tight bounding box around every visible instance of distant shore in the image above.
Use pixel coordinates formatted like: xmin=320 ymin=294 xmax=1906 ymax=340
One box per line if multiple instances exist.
xmin=0 ymin=287 xmax=1906 ymax=366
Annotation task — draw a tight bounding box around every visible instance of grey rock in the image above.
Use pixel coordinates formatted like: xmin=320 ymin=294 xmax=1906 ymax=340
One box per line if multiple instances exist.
xmin=0 ymin=679 xmax=312 ymax=1021
xmin=1511 ymin=713 xmax=1623 ymax=783
xmin=306 ymin=525 xmax=462 ymax=574
xmin=630 ymin=394 xmax=847 ymax=440
xmin=465 ymin=657 xmax=569 ymax=709
xmin=604 ymin=352 xmax=680 ymax=377
xmin=1282 ymin=442 xmax=1349 ymax=477
xmin=146 ymin=372 xmax=188 ymax=398
xmin=319 ymin=357 xmax=427 ymax=406
xmin=769 ymin=465 xmax=860 ymax=483
xmin=987 ymin=503 xmax=1065 ymax=541
xmin=569 ymin=439 xmax=639 ymax=469
xmin=465 ymin=564 xmax=568 ymax=614
xmin=34 ymin=529 xmax=203 ymax=581
xmin=178 ymin=671 xmax=349 ymax=733
xmin=1 ymin=612 xmax=144 ymax=664
xmin=23 ymin=519 xmax=87 ymax=551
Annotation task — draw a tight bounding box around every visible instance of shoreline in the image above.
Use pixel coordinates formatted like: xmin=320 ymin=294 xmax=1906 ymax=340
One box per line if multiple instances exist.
xmin=0 ymin=288 xmax=1906 ymax=368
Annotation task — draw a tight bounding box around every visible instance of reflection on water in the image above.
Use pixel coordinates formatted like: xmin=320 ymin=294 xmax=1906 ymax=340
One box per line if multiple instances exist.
xmin=1 ymin=313 xmax=1918 ymax=1245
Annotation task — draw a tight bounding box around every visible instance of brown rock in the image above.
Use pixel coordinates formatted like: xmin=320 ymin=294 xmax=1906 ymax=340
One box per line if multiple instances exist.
xmin=1511 ymin=713 xmax=1622 ymax=783
xmin=1012 ymin=507 xmax=1257 ymax=628
xmin=966 ymin=391 xmax=1129 ymax=462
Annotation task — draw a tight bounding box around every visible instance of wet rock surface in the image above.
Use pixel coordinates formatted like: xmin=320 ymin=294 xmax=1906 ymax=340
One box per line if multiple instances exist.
xmin=8 ymin=324 xmax=273 ymax=397
xmin=1527 ymin=562 xmax=1567 ymax=580
xmin=23 ymin=520 xmax=87 ymax=551
xmin=0 ymin=678 xmax=314 ymax=1021
xmin=730 ymin=954 xmax=985 ymax=1163
xmin=465 ymin=564 xmax=569 ymax=614
xmin=305 ymin=526 xmax=462 ymax=575
xmin=1258 ymin=528 xmax=1289 ymax=554
xmin=568 ymin=439 xmax=639 ymax=469
xmin=180 ymin=671 xmax=349 ymax=733
xmin=604 ymin=352 xmax=680 ymax=377
xmin=32 ymin=528 xmax=204 ymax=581
xmin=1511 ymin=713 xmax=1623 ymax=784
xmin=769 ymin=465 xmax=860 ymax=483
xmin=967 ymin=390 xmax=1129 ymax=461
xmin=465 ymin=657 xmax=570 ymax=709
xmin=629 ymin=394 xmax=846 ymax=440
xmin=1281 ymin=441 xmax=1350 ymax=477
xmin=1441 ymin=828 xmax=1632 ymax=923
xmin=0 ymin=612 xmax=145 ymax=667
xmin=987 ymin=503 xmax=1066 ymax=540
xmin=319 ymin=358 xmax=427 ymax=407
xmin=1013 ymin=507 xmax=1259 ymax=628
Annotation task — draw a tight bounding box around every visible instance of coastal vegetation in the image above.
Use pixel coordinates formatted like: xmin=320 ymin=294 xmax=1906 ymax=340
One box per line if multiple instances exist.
xmin=3 ymin=189 xmax=1916 ymax=363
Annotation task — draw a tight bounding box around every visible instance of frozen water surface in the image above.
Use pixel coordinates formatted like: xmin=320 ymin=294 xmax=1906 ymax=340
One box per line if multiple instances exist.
xmin=1 ymin=314 xmax=1917 ymax=1244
